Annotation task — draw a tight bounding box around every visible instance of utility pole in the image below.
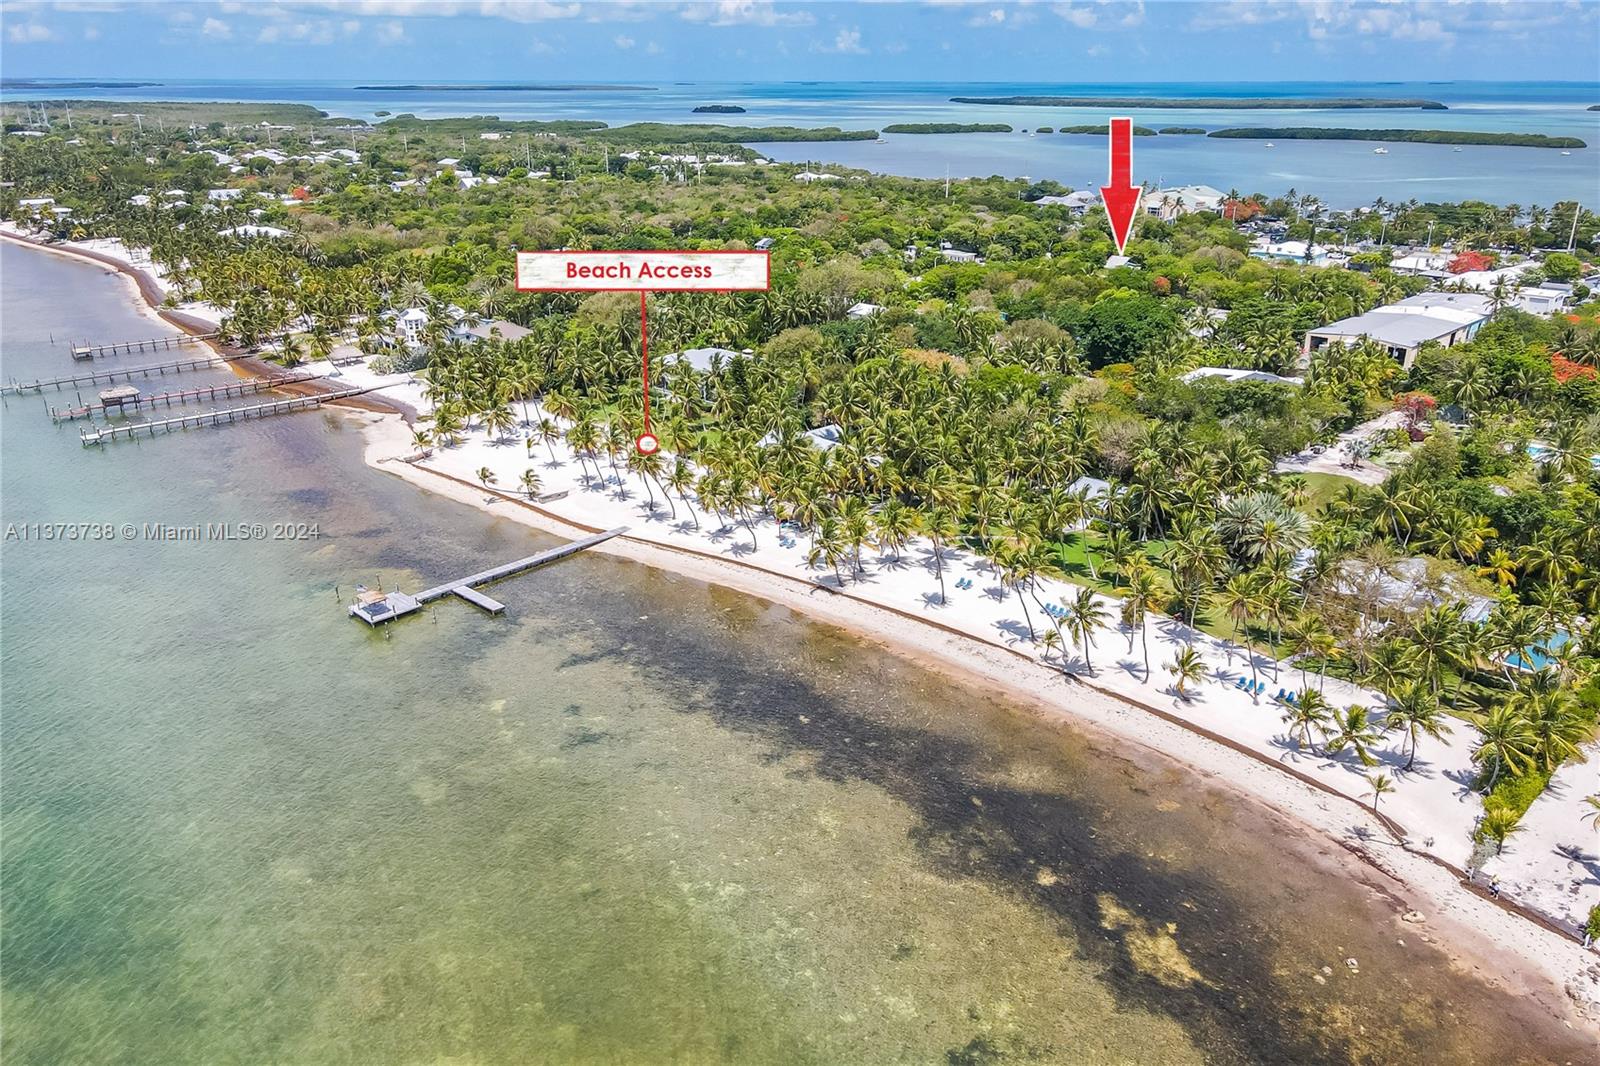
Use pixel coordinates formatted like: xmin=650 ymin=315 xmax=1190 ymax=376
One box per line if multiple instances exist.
xmin=944 ymin=163 xmax=950 ymax=200
xmin=64 ymin=104 xmax=72 ymax=130
xmin=1567 ymin=201 xmax=1582 ymax=252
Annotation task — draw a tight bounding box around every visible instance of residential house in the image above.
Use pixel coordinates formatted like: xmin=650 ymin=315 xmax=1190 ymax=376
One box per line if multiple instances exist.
xmin=1304 ymin=292 xmax=1494 ymax=368
xmin=1182 ymin=367 xmax=1304 ymax=386
xmin=1142 ymin=185 xmax=1225 ymax=220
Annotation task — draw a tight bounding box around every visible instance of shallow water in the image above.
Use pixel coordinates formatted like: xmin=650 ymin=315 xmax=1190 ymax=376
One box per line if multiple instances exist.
xmin=4 ymin=78 xmax=1597 ymax=206
xmin=1 ymin=242 xmax=1592 ymax=1063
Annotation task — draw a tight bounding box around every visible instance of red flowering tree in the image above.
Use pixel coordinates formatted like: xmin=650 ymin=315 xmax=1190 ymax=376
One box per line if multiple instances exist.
xmin=1553 ymin=352 xmax=1597 ymax=382
xmin=1447 ymin=250 xmax=1494 ymax=274
xmin=1394 ymin=391 xmax=1438 ymax=433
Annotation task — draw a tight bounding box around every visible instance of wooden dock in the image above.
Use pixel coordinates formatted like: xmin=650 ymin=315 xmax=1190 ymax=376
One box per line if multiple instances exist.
xmin=1 ymin=352 xmax=248 ymax=395
xmin=79 ymin=384 xmax=386 ymax=445
xmin=50 ymin=371 xmax=320 ymax=421
xmin=72 ymin=332 xmax=219 ymax=361
xmin=348 ymin=527 xmax=629 ymax=626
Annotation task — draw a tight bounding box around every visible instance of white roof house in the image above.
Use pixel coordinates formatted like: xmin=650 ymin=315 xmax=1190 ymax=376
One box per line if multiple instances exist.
xmin=128 ymin=194 xmax=151 ymax=207
xmin=206 ymin=188 xmax=244 ymax=201
xmin=758 ymin=424 xmax=844 ymax=450
xmin=1304 ymin=292 xmax=1494 ymax=368
xmin=220 ymin=225 xmax=289 ymax=239
xmin=1182 ymin=367 xmax=1304 ymax=386
xmin=846 ymin=302 xmax=885 ymax=318
xmin=18 ymin=196 xmax=55 ymax=208
xmin=1033 ymin=190 xmax=1098 ymax=211
xmin=793 ymin=171 xmax=839 ymax=183
xmin=1250 ymin=238 xmax=1331 ymax=266
xmin=665 ymin=346 xmax=748 ymax=373
xmin=1142 ymin=184 xmax=1225 ymax=220
xmin=436 ymin=157 xmax=462 ymax=168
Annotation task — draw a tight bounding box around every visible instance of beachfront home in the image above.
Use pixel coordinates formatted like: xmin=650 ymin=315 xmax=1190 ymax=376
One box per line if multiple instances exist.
xmin=1182 ymin=367 xmax=1304 ymax=386
xmin=1142 ymin=185 xmax=1225 ymax=221
xmin=758 ymin=424 xmax=844 ymax=451
xmin=1303 ymin=292 xmax=1494 ymax=368
xmin=754 ymin=237 xmax=775 ymax=251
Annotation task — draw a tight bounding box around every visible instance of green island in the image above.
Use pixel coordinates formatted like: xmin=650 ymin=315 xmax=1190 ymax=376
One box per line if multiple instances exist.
xmin=881 ymin=123 xmax=1013 ymax=134
xmin=1159 ymin=126 xmax=1207 ymax=135
xmin=692 ymin=105 xmax=747 ymax=114
xmin=596 ymin=123 xmax=878 ymax=143
xmin=0 ymin=79 xmax=162 ymax=89
xmin=4 ymin=107 xmax=1599 ymax=960
xmin=1058 ymin=124 xmax=1158 ymax=136
xmin=1209 ymin=127 xmax=1588 ymax=149
xmin=952 ymin=96 xmax=1449 ymax=110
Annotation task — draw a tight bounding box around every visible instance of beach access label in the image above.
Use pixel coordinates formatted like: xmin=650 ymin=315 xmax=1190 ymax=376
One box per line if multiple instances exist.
xmin=516 ymin=250 xmax=770 ymax=292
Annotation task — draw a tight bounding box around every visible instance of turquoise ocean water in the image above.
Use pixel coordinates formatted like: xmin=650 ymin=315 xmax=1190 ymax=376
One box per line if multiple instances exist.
xmin=4 ymin=79 xmax=1597 ymax=206
xmin=1 ymin=241 xmax=1594 ymax=1063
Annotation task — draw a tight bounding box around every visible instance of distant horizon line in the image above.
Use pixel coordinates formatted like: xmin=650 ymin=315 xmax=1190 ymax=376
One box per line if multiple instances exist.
xmin=4 ymin=77 xmax=1600 ymax=87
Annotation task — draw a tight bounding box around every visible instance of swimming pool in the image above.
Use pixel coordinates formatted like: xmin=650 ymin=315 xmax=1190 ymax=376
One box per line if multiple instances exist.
xmin=1507 ymin=629 xmax=1574 ymax=672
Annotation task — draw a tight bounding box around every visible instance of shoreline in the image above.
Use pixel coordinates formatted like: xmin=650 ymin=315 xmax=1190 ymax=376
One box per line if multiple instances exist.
xmin=354 ymin=408 xmax=1600 ymax=1033
xmin=8 ymin=227 xmax=1597 ymax=1033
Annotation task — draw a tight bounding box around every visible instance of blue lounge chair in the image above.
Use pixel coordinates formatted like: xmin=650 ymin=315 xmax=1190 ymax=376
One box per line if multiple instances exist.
xmin=1286 ymin=692 xmax=1298 ymax=705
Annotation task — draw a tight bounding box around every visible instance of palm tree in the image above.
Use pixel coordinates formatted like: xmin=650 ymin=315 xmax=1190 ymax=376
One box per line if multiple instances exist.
xmin=1326 ymin=705 xmax=1382 ymax=767
xmin=923 ymin=506 xmax=961 ymax=604
xmin=476 ymin=466 xmax=497 ymax=491
xmin=1366 ymin=772 xmax=1394 ymax=816
xmin=1121 ymin=567 xmax=1163 ymax=680
xmin=1475 ymin=806 xmax=1523 ymax=856
xmin=1282 ymin=688 xmax=1332 ymax=753
xmin=1469 ymin=705 xmax=1537 ymax=789
xmin=1384 ymin=683 xmax=1452 ymax=772
xmin=519 ymin=468 xmax=541 ymax=499
xmin=1219 ymin=571 xmax=1264 ymax=691
xmin=1165 ymin=644 xmax=1206 ymax=702
xmin=808 ymin=517 xmax=848 ymax=586
xmin=1581 ymin=795 xmax=1600 ymax=835
xmin=1061 ymin=588 xmax=1108 ymax=675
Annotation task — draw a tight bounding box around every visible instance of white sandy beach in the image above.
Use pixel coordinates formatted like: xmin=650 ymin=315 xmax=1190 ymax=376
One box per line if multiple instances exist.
xmin=12 ymin=228 xmax=1599 ymax=1030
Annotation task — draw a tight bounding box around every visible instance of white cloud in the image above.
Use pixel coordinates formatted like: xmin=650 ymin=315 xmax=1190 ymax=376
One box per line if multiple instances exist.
xmin=201 ymin=16 xmax=231 ymax=39
xmin=814 ymin=26 xmax=866 ymax=53
xmin=679 ymin=1 xmax=813 ymax=27
xmin=5 ymin=20 xmax=54 ymax=41
xmin=1054 ymin=3 xmax=1096 ymax=28
xmin=375 ymin=18 xmax=406 ymax=42
xmin=82 ymin=22 xmax=98 ymax=37
xmin=644 ymin=39 xmax=662 ymax=53
xmin=614 ymin=33 xmax=634 ymax=47
xmin=1086 ymin=42 xmax=1107 ymax=56
xmin=257 ymin=16 xmax=357 ymax=44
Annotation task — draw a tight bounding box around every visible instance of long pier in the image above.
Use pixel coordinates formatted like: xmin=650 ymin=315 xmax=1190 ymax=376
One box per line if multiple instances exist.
xmin=72 ymin=332 xmax=219 ymax=361
xmin=1 ymin=352 xmax=249 ymax=395
xmin=79 ymin=384 xmax=386 ymax=445
xmin=348 ymin=527 xmax=629 ymax=625
xmin=50 ymin=371 xmax=320 ymax=421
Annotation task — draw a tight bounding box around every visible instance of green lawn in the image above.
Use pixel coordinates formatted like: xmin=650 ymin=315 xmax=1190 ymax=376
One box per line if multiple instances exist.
xmin=1295 ymin=471 xmax=1367 ymax=514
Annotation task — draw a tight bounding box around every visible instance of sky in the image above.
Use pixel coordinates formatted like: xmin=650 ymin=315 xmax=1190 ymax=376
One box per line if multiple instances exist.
xmin=2 ymin=0 xmax=1599 ymax=83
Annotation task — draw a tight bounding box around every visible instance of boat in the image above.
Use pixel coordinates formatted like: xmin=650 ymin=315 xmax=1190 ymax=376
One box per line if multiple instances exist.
xmin=1561 ymin=150 xmax=1572 ymax=156
xmin=1453 ymin=147 xmax=1463 ymax=152
xmin=1264 ymin=142 xmax=1275 ymax=148
xmin=1373 ymin=147 xmax=1389 ymax=155
xmin=875 ymin=137 xmax=886 ymax=144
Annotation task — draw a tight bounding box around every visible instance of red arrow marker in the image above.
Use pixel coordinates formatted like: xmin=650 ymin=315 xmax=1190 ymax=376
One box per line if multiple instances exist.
xmin=1099 ymin=116 xmax=1141 ymax=255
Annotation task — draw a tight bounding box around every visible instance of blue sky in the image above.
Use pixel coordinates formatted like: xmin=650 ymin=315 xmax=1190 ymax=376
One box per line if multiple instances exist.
xmin=3 ymin=1 xmax=1599 ymax=82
